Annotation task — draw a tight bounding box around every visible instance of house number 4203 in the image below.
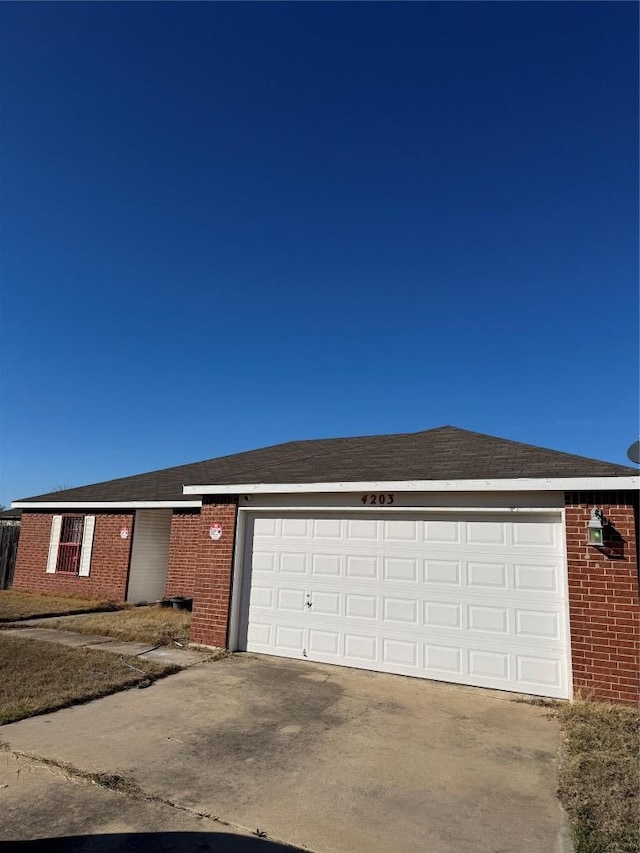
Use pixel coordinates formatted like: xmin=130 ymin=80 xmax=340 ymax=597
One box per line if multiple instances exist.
xmin=361 ymin=494 xmax=395 ymax=505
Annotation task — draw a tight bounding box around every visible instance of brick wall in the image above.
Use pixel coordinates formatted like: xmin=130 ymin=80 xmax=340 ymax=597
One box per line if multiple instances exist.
xmin=12 ymin=511 xmax=134 ymax=601
xmin=565 ymin=492 xmax=639 ymax=705
xmin=189 ymin=498 xmax=238 ymax=647
xmin=164 ymin=510 xmax=201 ymax=598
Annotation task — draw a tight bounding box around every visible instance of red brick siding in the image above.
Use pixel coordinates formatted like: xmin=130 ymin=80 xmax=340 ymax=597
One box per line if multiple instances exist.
xmin=189 ymin=499 xmax=238 ymax=647
xmin=565 ymin=492 xmax=639 ymax=705
xmin=12 ymin=512 xmax=134 ymax=601
xmin=164 ymin=511 xmax=201 ymax=598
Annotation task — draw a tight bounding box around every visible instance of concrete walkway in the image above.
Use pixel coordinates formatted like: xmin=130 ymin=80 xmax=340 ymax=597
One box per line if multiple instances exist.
xmin=2 ymin=625 xmax=214 ymax=668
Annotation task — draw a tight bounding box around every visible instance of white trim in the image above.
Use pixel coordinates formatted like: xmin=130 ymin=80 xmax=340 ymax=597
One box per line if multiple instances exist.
xmin=559 ymin=508 xmax=574 ymax=701
xmin=78 ymin=516 xmax=95 ymax=577
xmin=228 ymin=510 xmax=247 ymax=653
xmin=46 ymin=516 xmax=62 ymax=573
xmin=11 ymin=500 xmax=202 ymax=510
xmin=237 ymin=505 xmax=562 ymax=515
xmin=184 ymin=476 xmax=637 ymax=495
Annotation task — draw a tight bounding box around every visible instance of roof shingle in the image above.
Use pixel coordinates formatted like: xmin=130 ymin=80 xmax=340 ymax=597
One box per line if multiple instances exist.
xmin=15 ymin=426 xmax=637 ymax=504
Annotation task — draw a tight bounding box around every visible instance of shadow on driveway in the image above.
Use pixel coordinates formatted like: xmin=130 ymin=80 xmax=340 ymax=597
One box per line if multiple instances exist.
xmin=0 ymin=832 xmax=307 ymax=853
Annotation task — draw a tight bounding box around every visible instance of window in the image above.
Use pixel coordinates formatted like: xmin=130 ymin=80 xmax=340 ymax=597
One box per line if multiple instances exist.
xmin=56 ymin=516 xmax=84 ymax=573
xmin=47 ymin=514 xmax=95 ymax=576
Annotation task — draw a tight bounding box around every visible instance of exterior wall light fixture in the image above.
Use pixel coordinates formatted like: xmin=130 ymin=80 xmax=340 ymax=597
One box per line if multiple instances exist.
xmin=587 ymin=508 xmax=605 ymax=547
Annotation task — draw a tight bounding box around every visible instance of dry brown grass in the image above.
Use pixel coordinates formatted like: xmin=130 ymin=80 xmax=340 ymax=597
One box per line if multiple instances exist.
xmin=0 ymin=590 xmax=119 ymax=622
xmin=43 ymin=604 xmax=191 ymax=645
xmin=557 ymin=700 xmax=639 ymax=853
xmin=0 ymin=634 xmax=177 ymax=725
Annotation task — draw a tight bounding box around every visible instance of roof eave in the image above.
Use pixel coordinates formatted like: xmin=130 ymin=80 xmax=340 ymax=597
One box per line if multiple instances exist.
xmin=183 ymin=476 xmax=639 ymax=495
xmin=11 ymin=500 xmax=202 ymax=510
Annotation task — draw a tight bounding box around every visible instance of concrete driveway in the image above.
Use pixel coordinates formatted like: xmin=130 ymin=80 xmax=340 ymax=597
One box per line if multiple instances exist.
xmin=0 ymin=654 xmax=571 ymax=853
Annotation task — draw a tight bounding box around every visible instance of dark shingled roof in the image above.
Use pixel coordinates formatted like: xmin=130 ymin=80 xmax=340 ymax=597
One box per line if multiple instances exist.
xmin=14 ymin=426 xmax=637 ymax=505
xmin=0 ymin=508 xmax=22 ymax=520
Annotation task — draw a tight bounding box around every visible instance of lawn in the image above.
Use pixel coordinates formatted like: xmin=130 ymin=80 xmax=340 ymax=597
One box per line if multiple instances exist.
xmin=0 ymin=590 xmax=119 ymax=622
xmin=0 ymin=634 xmax=178 ymax=725
xmin=558 ymin=700 xmax=639 ymax=853
xmin=42 ymin=604 xmax=191 ymax=645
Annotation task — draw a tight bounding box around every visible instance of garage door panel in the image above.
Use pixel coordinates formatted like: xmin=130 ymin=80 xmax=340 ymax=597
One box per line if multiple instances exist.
xmin=383 ymin=520 xmax=420 ymax=542
xmin=345 ymin=633 xmax=378 ymax=662
xmin=383 ymin=597 xmax=419 ymax=625
xmin=250 ymin=585 xmax=274 ymax=608
xmin=516 ymin=654 xmax=563 ymax=689
xmin=251 ymin=551 xmax=275 ymax=572
xmin=515 ymin=608 xmax=562 ymax=640
xmin=346 ymin=555 xmax=378 ymax=579
xmin=468 ymin=604 xmax=509 ymax=635
xmin=383 ymin=557 xmax=418 ymax=582
xmin=383 ymin=638 xmax=419 ymax=668
xmin=247 ymin=621 xmax=273 ymax=647
xmin=309 ymin=629 xmax=340 ymax=656
xmin=312 ymin=554 xmax=342 ymax=576
xmin=280 ymin=552 xmax=307 ymax=574
xmin=424 ymin=642 xmax=463 ymax=675
xmin=281 ymin=518 xmax=310 ymax=538
xmin=469 ymin=649 xmax=510 ymax=681
xmin=346 ymin=593 xmax=378 ymax=620
xmin=253 ymin=583 xmax=566 ymax=637
xmin=466 ymin=521 xmax=507 ymax=546
xmin=276 ymin=588 xmax=307 ymax=613
xmin=512 ymin=520 xmax=559 ymax=549
xmin=424 ymin=520 xmax=462 ymax=544
xmin=425 ymin=600 xmax=463 ymax=630
xmin=467 ymin=561 xmax=508 ymax=589
xmin=312 ymin=591 xmax=341 ymax=617
xmin=425 ymin=559 xmax=462 ymax=585
xmin=312 ymin=518 xmax=343 ymax=538
xmin=347 ymin=519 xmax=378 ymax=540
xmin=274 ymin=625 xmax=305 ymax=652
xmin=287 ymin=577 xmax=562 ymax=606
xmin=253 ymin=517 xmax=278 ymax=537
xmin=242 ymin=512 xmax=569 ymax=698
xmin=255 ymin=534 xmax=560 ymax=559
xmin=514 ymin=562 xmax=560 ymax=593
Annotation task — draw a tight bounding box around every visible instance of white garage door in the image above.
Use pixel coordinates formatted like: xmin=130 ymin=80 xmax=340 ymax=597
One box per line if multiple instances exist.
xmin=238 ymin=512 xmax=569 ymax=698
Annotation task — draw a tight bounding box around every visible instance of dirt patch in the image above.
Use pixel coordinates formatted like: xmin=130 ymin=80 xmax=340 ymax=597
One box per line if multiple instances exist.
xmin=40 ymin=604 xmax=191 ymax=645
xmin=0 ymin=633 xmax=178 ymax=725
xmin=557 ymin=700 xmax=639 ymax=853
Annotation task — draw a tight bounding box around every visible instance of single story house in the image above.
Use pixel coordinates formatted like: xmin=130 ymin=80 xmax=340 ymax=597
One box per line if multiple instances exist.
xmin=11 ymin=426 xmax=639 ymax=704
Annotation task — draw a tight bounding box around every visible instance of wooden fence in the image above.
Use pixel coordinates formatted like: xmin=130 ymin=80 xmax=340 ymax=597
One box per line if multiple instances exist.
xmin=0 ymin=523 xmax=20 ymax=589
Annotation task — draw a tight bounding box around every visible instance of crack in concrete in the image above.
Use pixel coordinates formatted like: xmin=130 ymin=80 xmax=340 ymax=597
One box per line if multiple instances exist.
xmin=0 ymin=744 xmax=311 ymax=851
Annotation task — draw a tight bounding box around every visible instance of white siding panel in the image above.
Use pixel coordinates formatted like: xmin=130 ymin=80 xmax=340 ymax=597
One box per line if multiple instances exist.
xmin=126 ymin=510 xmax=172 ymax=603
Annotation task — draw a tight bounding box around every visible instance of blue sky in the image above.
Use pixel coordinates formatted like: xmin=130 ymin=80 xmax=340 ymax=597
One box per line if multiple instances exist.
xmin=1 ymin=2 xmax=637 ymax=504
